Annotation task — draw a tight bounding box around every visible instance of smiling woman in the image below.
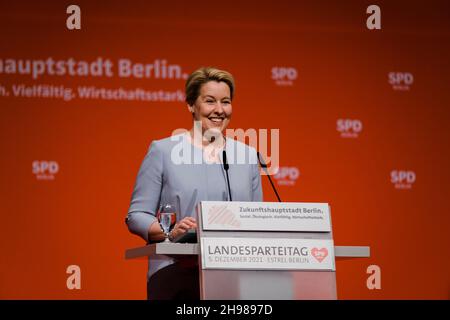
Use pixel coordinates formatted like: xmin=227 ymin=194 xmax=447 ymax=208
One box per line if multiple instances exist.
xmin=126 ymin=66 xmax=263 ymax=300
xmin=185 ymin=67 xmax=234 ymax=148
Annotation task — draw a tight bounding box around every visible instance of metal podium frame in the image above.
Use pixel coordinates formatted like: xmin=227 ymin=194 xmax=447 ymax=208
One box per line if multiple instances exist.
xmin=126 ymin=202 xmax=370 ymax=299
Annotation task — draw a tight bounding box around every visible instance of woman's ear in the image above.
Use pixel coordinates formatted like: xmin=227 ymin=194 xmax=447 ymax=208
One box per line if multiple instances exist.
xmin=187 ymin=104 xmax=195 ymax=116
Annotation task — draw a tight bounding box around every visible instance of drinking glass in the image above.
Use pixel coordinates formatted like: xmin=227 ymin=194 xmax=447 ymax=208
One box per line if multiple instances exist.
xmin=157 ymin=204 xmax=176 ymax=242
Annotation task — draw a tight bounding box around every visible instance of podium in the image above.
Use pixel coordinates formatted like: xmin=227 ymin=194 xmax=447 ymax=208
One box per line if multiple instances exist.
xmin=125 ymin=201 xmax=370 ymax=300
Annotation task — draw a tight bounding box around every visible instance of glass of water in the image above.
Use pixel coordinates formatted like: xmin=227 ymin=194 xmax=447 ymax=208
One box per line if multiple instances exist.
xmin=157 ymin=204 xmax=176 ymax=242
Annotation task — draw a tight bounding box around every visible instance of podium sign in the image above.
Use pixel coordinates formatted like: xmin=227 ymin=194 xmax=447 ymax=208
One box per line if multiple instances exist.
xmin=201 ymin=237 xmax=335 ymax=271
xmin=200 ymin=201 xmax=331 ymax=232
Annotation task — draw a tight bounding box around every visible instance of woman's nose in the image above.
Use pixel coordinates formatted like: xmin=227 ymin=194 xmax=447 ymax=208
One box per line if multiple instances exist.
xmin=214 ymin=102 xmax=225 ymax=113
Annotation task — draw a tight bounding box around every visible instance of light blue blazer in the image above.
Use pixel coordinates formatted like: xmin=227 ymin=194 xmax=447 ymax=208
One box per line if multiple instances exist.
xmin=126 ymin=133 xmax=263 ymax=278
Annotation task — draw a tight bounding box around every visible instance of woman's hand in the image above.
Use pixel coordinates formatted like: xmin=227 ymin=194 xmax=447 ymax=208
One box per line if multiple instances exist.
xmin=169 ymin=217 xmax=197 ymax=240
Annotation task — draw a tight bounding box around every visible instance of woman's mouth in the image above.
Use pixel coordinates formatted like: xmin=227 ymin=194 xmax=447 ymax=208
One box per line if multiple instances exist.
xmin=208 ymin=117 xmax=225 ymax=124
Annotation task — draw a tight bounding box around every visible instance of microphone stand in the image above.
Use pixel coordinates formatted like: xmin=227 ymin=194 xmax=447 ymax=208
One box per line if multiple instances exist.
xmin=257 ymin=152 xmax=282 ymax=202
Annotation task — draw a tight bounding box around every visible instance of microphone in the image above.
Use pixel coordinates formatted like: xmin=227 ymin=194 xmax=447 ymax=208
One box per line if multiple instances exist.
xmin=222 ymin=150 xmax=233 ymax=201
xmin=257 ymin=152 xmax=282 ymax=202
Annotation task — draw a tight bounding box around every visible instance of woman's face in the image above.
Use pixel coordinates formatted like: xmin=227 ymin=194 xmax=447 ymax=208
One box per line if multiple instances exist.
xmin=189 ymin=81 xmax=232 ymax=136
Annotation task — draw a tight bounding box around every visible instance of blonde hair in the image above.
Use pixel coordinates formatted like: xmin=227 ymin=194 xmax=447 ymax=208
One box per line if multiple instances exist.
xmin=185 ymin=67 xmax=235 ymax=106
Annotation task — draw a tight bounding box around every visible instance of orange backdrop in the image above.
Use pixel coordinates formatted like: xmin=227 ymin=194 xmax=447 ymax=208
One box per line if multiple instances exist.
xmin=0 ymin=0 xmax=449 ymax=299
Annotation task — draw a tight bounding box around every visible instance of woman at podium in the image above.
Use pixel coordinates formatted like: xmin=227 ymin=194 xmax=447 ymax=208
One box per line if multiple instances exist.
xmin=126 ymin=67 xmax=263 ymax=299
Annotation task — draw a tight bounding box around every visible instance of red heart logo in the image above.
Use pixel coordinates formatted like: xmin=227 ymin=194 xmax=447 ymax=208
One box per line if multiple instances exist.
xmin=311 ymin=247 xmax=328 ymax=263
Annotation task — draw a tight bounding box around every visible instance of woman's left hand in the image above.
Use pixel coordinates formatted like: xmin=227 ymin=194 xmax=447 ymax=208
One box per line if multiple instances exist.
xmin=169 ymin=217 xmax=197 ymax=240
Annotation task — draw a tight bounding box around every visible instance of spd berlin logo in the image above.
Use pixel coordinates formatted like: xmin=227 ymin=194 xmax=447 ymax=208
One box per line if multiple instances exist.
xmin=390 ymin=170 xmax=416 ymax=189
xmin=274 ymin=167 xmax=299 ymax=186
xmin=388 ymin=72 xmax=413 ymax=91
xmin=271 ymin=67 xmax=297 ymax=86
xmin=32 ymin=160 xmax=59 ymax=180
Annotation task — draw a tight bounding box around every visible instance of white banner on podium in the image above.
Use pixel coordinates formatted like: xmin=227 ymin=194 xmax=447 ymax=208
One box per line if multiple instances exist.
xmin=201 ymin=237 xmax=335 ymax=271
xmin=199 ymin=201 xmax=331 ymax=232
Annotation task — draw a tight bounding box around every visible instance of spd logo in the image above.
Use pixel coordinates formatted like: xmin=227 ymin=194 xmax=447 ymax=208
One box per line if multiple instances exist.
xmin=274 ymin=167 xmax=299 ymax=186
xmin=388 ymin=72 xmax=413 ymax=91
xmin=390 ymin=170 xmax=415 ymax=189
xmin=32 ymin=161 xmax=59 ymax=180
xmin=336 ymin=119 xmax=363 ymax=138
xmin=271 ymin=67 xmax=297 ymax=86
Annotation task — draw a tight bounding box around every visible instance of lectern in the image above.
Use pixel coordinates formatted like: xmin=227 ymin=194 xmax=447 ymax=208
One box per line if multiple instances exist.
xmin=125 ymin=201 xmax=370 ymax=300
